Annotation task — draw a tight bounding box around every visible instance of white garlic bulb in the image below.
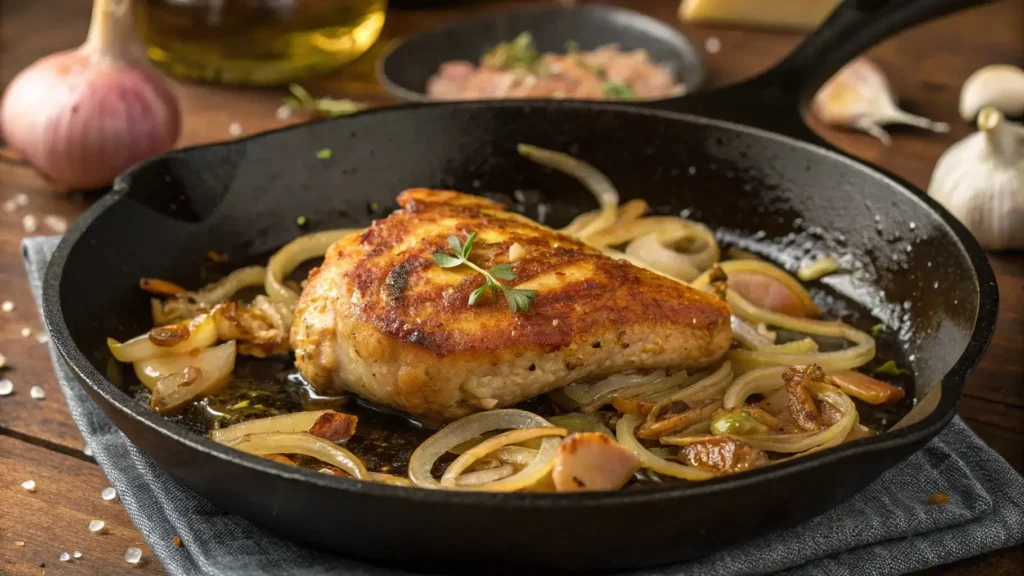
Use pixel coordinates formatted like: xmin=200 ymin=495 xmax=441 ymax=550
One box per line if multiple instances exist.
xmin=960 ymin=64 xmax=1024 ymax=121
xmin=928 ymin=107 xmax=1024 ymax=251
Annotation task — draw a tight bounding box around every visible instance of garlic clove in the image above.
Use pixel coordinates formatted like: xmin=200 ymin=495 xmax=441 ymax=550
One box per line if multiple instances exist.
xmin=928 ymin=107 xmax=1024 ymax=251
xmin=960 ymin=64 xmax=1024 ymax=121
xmin=813 ymin=58 xmax=949 ymax=145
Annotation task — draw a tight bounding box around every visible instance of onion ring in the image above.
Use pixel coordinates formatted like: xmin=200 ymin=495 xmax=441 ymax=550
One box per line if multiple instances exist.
xmin=615 ymin=414 xmax=716 ymax=481
xmin=225 ymin=432 xmax=368 ymax=480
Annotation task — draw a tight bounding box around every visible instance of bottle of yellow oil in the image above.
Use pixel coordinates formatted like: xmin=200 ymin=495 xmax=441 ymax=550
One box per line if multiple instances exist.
xmin=136 ymin=0 xmax=387 ymax=86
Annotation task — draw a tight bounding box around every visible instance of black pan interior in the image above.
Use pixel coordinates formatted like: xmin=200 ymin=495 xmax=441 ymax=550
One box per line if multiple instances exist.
xmin=377 ymin=4 xmax=705 ymax=102
xmin=48 ymin=101 xmax=991 ymax=571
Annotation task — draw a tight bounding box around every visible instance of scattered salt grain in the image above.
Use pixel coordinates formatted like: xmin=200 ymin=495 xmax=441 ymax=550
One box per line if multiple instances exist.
xmin=22 ymin=479 xmax=36 ymax=492
xmin=1 ymin=300 xmax=13 ymax=312
xmin=34 ymin=332 xmax=49 ymax=344
xmin=21 ymin=327 xmax=31 ymax=337
xmin=22 ymin=214 xmax=38 ymax=234
xmin=2 ymin=200 xmax=16 ymax=213
xmin=275 ymin=105 xmax=293 ymax=120
xmin=89 ymin=520 xmax=105 ymax=533
xmin=228 ymin=122 xmax=243 ymax=137
xmin=43 ymin=215 xmax=68 ymax=234
xmin=73 ymin=551 xmax=82 ymax=559
xmin=0 ymin=353 xmax=6 ymax=369
xmin=29 ymin=386 xmax=45 ymax=400
xmin=13 ymin=193 xmax=28 ymax=207
xmin=60 ymin=552 xmax=70 ymax=562
xmin=0 ymin=379 xmax=13 ymax=396
xmin=83 ymin=444 xmax=93 ymax=457
xmin=705 ymin=37 xmax=721 ymax=54
xmin=101 ymin=487 xmax=117 ymax=501
xmin=125 ymin=547 xmax=142 ymax=564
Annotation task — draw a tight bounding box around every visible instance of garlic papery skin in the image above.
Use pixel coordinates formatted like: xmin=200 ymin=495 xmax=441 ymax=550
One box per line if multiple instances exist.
xmin=812 ymin=58 xmax=949 ymax=146
xmin=0 ymin=0 xmax=180 ymax=190
xmin=928 ymin=107 xmax=1024 ymax=251
xmin=960 ymin=64 xmax=1024 ymax=121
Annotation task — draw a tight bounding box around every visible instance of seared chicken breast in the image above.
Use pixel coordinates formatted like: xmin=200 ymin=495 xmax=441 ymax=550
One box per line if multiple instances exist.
xmin=291 ymin=189 xmax=732 ymax=422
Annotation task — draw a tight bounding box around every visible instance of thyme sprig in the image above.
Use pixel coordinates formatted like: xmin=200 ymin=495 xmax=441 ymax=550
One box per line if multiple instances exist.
xmin=432 ymin=232 xmax=538 ymax=314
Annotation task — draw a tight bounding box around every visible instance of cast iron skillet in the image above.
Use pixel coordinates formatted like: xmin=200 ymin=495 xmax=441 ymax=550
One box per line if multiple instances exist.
xmin=43 ymin=0 xmax=999 ymax=572
xmin=377 ymin=4 xmax=706 ymax=102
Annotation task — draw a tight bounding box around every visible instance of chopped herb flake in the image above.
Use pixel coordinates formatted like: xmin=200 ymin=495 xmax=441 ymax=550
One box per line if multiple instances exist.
xmin=296 ymin=216 xmax=308 ymax=227
xmin=602 ymin=81 xmax=635 ymax=99
xmin=316 ymin=148 xmax=332 ymax=160
xmin=870 ymin=324 xmax=884 ymax=336
xmin=873 ymin=360 xmax=909 ymax=376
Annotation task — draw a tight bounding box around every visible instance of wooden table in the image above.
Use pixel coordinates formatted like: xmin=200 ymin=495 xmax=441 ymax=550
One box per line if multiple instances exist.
xmin=1 ymin=1 xmax=1021 ymax=574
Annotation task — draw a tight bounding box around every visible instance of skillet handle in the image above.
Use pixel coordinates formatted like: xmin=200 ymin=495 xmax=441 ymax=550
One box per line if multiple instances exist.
xmin=659 ymin=0 xmax=996 ymax=141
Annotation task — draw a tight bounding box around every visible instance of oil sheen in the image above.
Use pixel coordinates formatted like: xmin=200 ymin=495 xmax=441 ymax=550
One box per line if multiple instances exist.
xmin=136 ymin=0 xmax=386 ymax=86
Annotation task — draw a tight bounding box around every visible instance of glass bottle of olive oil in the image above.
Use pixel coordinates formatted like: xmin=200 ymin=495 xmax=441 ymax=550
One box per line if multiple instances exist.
xmin=136 ymin=1 xmax=387 ymax=86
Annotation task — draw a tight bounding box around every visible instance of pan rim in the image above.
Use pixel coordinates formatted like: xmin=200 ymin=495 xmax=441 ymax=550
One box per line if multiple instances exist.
xmin=375 ymin=2 xmax=706 ymax=104
xmin=42 ymin=99 xmax=999 ymax=508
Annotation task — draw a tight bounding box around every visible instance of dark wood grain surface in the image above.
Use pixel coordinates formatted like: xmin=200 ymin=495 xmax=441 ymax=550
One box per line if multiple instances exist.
xmin=1 ymin=1 xmax=1022 ymax=574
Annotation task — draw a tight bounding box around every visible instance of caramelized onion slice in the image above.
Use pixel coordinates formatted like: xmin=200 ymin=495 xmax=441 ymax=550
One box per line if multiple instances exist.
xmin=694 ymin=260 xmax=820 ymax=318
xmin=441 ymin=427 xmax=568 ymax=489
xmin=615 ymin=414 xmax=716 ymax=481
xmin=647 ymin=362 xmax=733 ymax=422
xmin=149 ymin=341 xmax=236 ymax=413
xmin=563 ymin=370 xmax=688 ymax=412
xmin=265 ymin=229 xmax=362 ymax=322
xmin=408 ymin=409 xmax=558 ymax=490
xmin=109 ymin=314 xmax=217 ymax=362
xmin=209 ymin=410 xmax=356 ymax=444
xmin=721 ymin=366 xmax=857 ymax=453
xmin=517 ymin=144 xmax=619 ymax=239
xmin=831 ymin=371 xmax=906 ymax=404
xmin=225 ymin=432 xmax=368 ymax=480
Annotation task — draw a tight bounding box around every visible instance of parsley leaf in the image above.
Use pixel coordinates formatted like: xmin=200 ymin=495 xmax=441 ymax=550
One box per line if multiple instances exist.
xmin=873 ymin=360 xmax=909 ymax=376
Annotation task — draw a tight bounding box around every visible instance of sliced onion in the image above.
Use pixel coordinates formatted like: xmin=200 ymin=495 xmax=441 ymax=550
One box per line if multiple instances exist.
xmin=564 ymin=370 xmax=688 ymax=412
xmin=624 ymin=233 xmax=702 ymax=281
xmin=831 ymin=371 xmax=906 ymax=404
xmin=454 ymin=464 xmax=517 ymax=487
xmin=694 ymin=260 xmax=820 ymax=317
xmin=266 ymin=229 xmax=361 ymax=322
xmin=721 ymin=366 xmax=857 ymax=453
xmin=408 ymin=409 xmax=558 ymax=490
xmin=370 ymin=472 xmax=414 ymax=486
xmin=724 ymin=290 xmax=875 ymax=373
xmin=490 ymin=446 xmax=539 ymax=467
xmin=134 ymin=338 xmax=232 ymax=390
xmin=149 ymin=341 xmax=236 ymax=413
xmin=647 ymin=362 xmax=733 ymax=422
xmin=615 ymin=414 xmax=716 ymax=481
xmin=797 ymin=257 xmax=839 ymax=282
xmin=728 ymin=338 xmax=819 ymax=375
xmin=441 ymin=427 xmax=568 ymax=489
xmin=108 ymin=313 xmax=217 ymax=362
xmin=225 ymin=432 xmax=368 ymax=480
xmin=193 ymin=266 xmax=267 ymax=306
xmin=547 ymin=413 xmax=613 ymax=436
xmin=209 ymin=409 xmax=349 ymax=444
xmin=517 ymin=144 xmax=618 ymax=239
xmin=731 ymin=315 xmax=775 ymax=350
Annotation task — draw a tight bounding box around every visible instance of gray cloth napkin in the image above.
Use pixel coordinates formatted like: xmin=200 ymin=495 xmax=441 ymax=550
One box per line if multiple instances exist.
xmin=24 ymin=236 xmax=1024 ymax=576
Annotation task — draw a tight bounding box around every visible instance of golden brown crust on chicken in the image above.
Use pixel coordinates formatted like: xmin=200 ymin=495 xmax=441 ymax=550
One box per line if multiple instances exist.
xmin=291 ymin=189 xmax=732 ymax=422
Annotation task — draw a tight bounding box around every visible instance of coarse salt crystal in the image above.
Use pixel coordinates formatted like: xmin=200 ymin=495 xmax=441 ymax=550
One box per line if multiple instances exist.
xmin=0 ymin=379 xmax=12 ymax=396
xmin=0 ymin=353 xmax=6 ymax=369
xmin=101 ymin=487 xmax=117 ymax=501
xmin=14 ymin=193 xmax=28 ymax=206
xmin=22 ymin=479 xmax=36 ymax=492
xmin=228 ymin=122 xmax=243 ymax=137
xmin=60 ymin=552 xmax=70 ymax=562
xmin=705 ymin=37 xmax=721 ymax=54
xmin=275 ymin=105 xmax=293 ymax=120
xmin=83 ymin=444 xmax=93 ymax=457
xmin=43 ymin=215 xmax=68 ymax=234
xmin=1 ymin=300 xmax=13 ymax=312
xmin=2 ymin=200 xmax=16 ymax=213
xmin=89 ymin=520 xmax=105 ymax=533
xmin=35 ymin=332 xmax=50 ymax=344
xmin=30 ymin=386 xmax=45 ymax=400
xmin=22 ymin=214 xmax=37 ymax=233
xmin=73 ymin=551 xmax=82 ymax=559
xmin=125 ymin=547 xmax=142 ymax=564
xmin=21 ymin=327 xmax=31 ymax=337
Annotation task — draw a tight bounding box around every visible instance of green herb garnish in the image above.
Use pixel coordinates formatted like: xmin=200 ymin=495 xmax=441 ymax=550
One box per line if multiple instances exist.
xmin=870 ymin=324 xmax=884 ymax=336
xmin=432 ymin=231 xmax=538 ymax=314
xmin=601 ymin=81 xmax=635 ymax=99
xmin=873 ymin=360 xmax=909 ymax=376
xmin=296 ymin=215 xmax=308 ymax=227
xmin=316 ymin=148 xmax=332 ymax=160
xmin=564 ymin=40 xmax=580 ymax=54
xmin=483 ymin=32 xmax=542 ymax=72
xmin=283 ymin=84 xmax=365 ymax=117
